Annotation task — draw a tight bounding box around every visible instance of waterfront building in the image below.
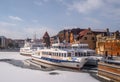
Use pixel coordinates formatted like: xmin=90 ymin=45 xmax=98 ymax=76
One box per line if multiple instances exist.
xmin=58 ymin=28 xmax=85 ymax=43
xmin=57 ymin=28 xmax=109 ymax=49
xmin=13 ymin=39 xmax=24 ymax=48
xmin=96 ymin=30 xmax=120 ymax=56
xmin=0 ymin=36 xmax=7 ymax=49
xmin=75 ymin=28 xmax=96 ymax=49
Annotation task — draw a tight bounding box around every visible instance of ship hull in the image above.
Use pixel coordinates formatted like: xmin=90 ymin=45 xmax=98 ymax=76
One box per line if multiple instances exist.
xmin=32 ymin=55 xmax=88 ymax=69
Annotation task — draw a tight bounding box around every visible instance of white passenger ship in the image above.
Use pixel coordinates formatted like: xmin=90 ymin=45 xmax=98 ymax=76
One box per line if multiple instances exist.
xmin=20 ymin=40 xmax=44 ymax=56
xmin=32 ymin=43 xmax=95 ymax=69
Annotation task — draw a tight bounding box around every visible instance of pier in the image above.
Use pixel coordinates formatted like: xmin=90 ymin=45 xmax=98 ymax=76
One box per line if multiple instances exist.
xmin=98 ymin=61 xmax=120 ymax=82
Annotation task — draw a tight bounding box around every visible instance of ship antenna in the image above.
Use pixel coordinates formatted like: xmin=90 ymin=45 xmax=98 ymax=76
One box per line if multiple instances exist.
xmin=33 ymin=33 xmax=37 ymax=42
xmin=57 ymin=37 xmax=60 ymax=44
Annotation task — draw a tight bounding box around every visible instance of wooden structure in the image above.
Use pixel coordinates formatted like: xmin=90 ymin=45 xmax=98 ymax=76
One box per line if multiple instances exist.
xmin=98 ymin=62 xmax=120 ymax=82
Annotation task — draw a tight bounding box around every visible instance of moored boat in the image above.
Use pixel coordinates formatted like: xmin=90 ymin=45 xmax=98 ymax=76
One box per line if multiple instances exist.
xmin=32 ymin=43 xmax=95 ymax=69
xmin=20 ymin=39 xmax=44 ymax=56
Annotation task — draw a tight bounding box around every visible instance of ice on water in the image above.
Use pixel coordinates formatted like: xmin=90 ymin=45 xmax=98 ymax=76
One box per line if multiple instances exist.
xmin=0 ymin=52 xmax=100 ymax=82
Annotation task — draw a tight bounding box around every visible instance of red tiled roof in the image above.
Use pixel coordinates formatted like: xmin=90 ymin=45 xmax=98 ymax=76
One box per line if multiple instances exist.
xmin=79 ymin=29 xmax=89 ymax=37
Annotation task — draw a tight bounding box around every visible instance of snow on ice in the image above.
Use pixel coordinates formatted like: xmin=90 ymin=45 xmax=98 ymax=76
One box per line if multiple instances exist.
xmin=0 ymin=52 xmax=100 ymax=82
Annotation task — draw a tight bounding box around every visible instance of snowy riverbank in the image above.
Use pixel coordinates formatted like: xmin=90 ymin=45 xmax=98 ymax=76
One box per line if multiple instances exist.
xmin=0 ymin=52 xmax=101 ymax=82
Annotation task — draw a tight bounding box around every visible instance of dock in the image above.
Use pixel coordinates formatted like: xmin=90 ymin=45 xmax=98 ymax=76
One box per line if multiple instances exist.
xmin=98 ymin=61 xmax=120 ymax=82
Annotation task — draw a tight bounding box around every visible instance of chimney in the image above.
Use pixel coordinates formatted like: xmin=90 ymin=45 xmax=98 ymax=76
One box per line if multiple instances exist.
xmin=106 ymin=28 xmax=110 ymax=36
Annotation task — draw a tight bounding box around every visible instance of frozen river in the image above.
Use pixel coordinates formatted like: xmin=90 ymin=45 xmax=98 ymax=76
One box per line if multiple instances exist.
xmin=0 ymin=52 xmax=100 ymax=82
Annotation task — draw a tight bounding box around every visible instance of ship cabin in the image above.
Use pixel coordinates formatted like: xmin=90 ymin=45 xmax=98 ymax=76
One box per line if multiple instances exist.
xmin=71 ymin=43 xmax=96 ymax=56
xmin=51 ymin=43 xmax=71 ymax=49
xmin=37 ymin=43 xmax=95 ymax=59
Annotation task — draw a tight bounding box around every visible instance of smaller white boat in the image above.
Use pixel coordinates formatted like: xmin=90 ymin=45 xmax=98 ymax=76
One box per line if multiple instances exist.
xmin=20 ymin=40 xmax=44 ymax=56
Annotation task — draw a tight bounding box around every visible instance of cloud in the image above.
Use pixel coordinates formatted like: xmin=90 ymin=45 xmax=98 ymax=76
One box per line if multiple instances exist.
xmin=0 ymin=22 xmax=19 ymax=39
xmin=83 ymin=17 xmax=102 ymax=28
xmin=85 ymin=17 xmax=101 ymax=25
xmin=0 ymin=20 xmax=57 ymax=39
xmin=100 ymin=1 xmax=120 ymax=20
xmin=0 ymin=21 xmax=16 ymax=27
xmin=32 ymin=20 xmax=39 ymax=23
xmin=106 ymin=0 xmax=120 ymax=4
xmin=34 ymin=1 xmax=43 ymax=6
xmin=43 ymin=0 xmax=49 ymax=2
xmin=67 ymin=0 xmax=103 ymax=14
xmin=0 ymin=28 xmax=24 ymax=39
xmin=34 ymin=0 xmax=49 ymax=6
xmin=9 ymin=16 xmax=23 ymax=21
xmin=24 ymin=25 xmax=57 ymax=38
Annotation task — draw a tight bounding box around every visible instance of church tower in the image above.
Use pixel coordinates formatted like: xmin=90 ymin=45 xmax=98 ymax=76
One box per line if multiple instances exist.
xmin=43 ymin=31 xmax=50 ymax=47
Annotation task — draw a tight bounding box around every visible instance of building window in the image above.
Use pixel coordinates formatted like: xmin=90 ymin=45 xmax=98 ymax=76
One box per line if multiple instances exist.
xmin=87 ymin=33 xmax=92 ymax=35
xmin=92 ymin=37 xmax=95 ymax=40
xmin=0 ymin=38 xmax=1 ymax=45
xmin=84 ymin=37 xmax=87 ymax=40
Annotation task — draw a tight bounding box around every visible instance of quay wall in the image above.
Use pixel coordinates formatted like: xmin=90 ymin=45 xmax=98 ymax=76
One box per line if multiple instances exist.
xmin=98 ymin=62 xmax=120 ymax=82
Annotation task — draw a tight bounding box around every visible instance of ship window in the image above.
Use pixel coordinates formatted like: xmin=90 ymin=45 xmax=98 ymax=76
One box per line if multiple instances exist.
xmin=44 ymin=52 xmax=45 ymax=55
xmin=52 ymin=52 xmax=54 ymax=56
xmin=54 ymin=53 xmax=56 ymax=56
xmin=57 ymin=53 xmax=58 ymax=56
xmin=62 ymin=53 xmax=64 ymax=57
xmin=87 ymin=52 xmax=90 ymax=56
xmin=45 ymin=52 xmax=47 ymax=55
xmin=42 ymin=52 xmax=44 ymax=55
xmin=75 ymin=52 xmax=77 ymax=56
xmin=49 ymin=52 xmax=51 ymax=55
xmin=84 ymin=53 xmax=86 ymax=56
xmin=55 ymin=53 xmax=57 ymax=56
xmin=68 ymin=53 xmax=71 ymax=57
xmin=73 ymin=46 xmax=77 ymax=49
xmin=59 ymin=53 xmax=61 ymax=56
xmin=64 ymin=53 xmax=66 ymax=57
xmin=56 ymin=53 xmax=58 ymax=56
xmin=81 ymin=53 xmax=83 ymax=56
xmin=78 ymin=52 xmax=81 ymax=57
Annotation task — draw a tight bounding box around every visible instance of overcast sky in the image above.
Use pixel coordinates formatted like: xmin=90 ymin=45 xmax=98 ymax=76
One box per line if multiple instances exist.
xmin=0 ymin=0 xmax=120 ymax=39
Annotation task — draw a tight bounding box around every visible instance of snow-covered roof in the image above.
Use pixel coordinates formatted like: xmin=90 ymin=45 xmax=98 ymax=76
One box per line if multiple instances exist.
xmin=92 ymin=29 xmax=107 ymax=32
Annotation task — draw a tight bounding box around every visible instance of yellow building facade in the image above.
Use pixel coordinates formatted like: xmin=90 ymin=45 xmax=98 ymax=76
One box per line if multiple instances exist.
xmin=96 ymin=31 xmax=120 ymax=56
xmin=96 ymin=40 xmax=120 ymax=56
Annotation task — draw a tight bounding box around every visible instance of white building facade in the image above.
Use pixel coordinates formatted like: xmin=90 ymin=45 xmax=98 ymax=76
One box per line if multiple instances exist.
xmin=0 ymin=36 xmax=6 ymax=48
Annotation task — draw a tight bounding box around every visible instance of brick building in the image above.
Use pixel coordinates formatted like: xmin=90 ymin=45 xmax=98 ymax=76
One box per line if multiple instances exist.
xmin=96 ymin=30 xmax=120 ymax=56
xmin=58 ymin=28 xmax=85 ymax=43
xmin=75 ymin=28 xmax=96 ymax=49
xmin=57 ymin=28 xmax=108 ymax=49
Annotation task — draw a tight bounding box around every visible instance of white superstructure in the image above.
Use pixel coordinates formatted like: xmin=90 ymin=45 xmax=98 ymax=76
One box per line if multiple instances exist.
xmin=32 ymin=43 xmax=95 ymax=69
